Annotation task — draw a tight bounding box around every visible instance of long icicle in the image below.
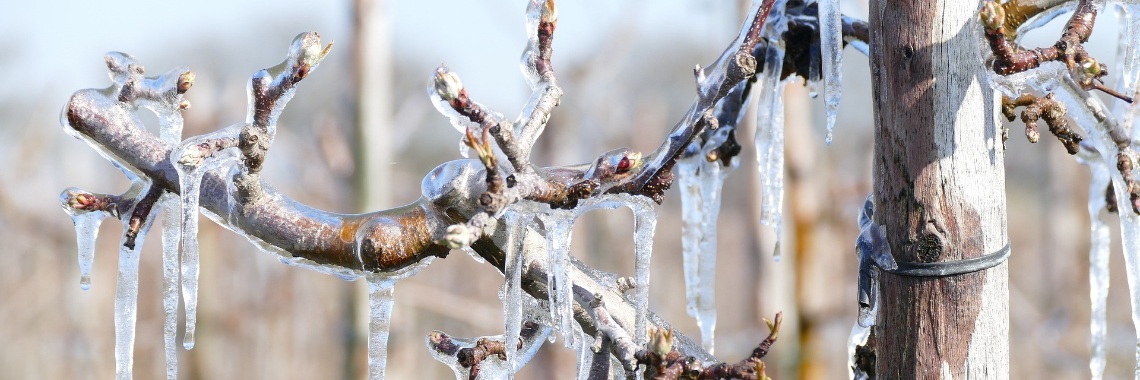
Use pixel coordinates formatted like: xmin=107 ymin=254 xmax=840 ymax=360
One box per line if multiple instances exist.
xmin=114 ymin=183 xmax=159 ymax=380
xmin=818 ymin=0 xmax=844 ymax=144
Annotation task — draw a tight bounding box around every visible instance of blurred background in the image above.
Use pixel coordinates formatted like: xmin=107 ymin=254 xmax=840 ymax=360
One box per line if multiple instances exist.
xmin=1 ymin=0 xmax=1135 ymax=378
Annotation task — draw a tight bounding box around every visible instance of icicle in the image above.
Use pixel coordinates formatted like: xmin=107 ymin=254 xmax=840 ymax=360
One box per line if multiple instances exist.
xmin=575 ymin=331 xmax=593 ymax=380
xmin=367 ymin=277 xmax=395 ymax=380
xmin=542 ymin=210 xmax=578 ymax=349
xmin=160 ymin=194 xmax=181 ymax=380
xmin=675 ymin=155 xmax=728 ymax=353
xmin=818 ymin=0 xmax=843 ymax=145
xmin=1042 ymin=72 xmax=1140 ymax=379
xmin=1078 ymin=150 xmax=1111 ymax=380
xmin=355 ymin=219 xmax=435 ymax=380
xmin=60 ymin=189 xmax=114 ymax=290
xmin=755 ymin=80 xmax=788 ymax=261
xmin=1115 ymin=4 xmax=1140 ymax=139
xmin=755 ymin=0 xmax=788 ymax=260
xmin=114 ymin=182 xmax=159 ymax=380
xmin=628 ymin=196 xmax=656 ymax=350
xmin=172 ymin=125 xmax=242 ymax=350
xmin=502 ymin=210 xmax=529 ymax=377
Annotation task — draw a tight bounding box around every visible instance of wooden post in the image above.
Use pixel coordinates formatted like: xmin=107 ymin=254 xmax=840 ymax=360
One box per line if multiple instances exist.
xmin=869 ymin=0 xmax=1010 ymax=377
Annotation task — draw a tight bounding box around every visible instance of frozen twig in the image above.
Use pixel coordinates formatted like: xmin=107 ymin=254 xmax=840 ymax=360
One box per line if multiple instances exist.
xmin=635 ymin=313 xmax=782 ymax=380
xmin=1001 ymin=93 xmax=1082 ymax=153
xmin=981 ymin=0 xmax=1133 ymax=102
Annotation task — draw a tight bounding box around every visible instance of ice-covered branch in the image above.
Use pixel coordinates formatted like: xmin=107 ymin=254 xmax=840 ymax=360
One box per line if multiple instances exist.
xmin=981 ymin=0 xmax=1133 ymax=101
xmin=60 ymin=0 xmax=794 ymax=377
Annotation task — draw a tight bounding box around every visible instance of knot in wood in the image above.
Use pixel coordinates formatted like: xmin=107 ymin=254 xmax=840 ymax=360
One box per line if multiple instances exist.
xmin=916 ymin=233 xmax=943 ymax=263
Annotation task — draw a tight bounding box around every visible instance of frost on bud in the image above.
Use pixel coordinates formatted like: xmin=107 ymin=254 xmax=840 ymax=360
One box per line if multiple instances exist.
xmin=980 ymin=1 xmax=1005 ymax=31
xmin=289 ymin=32 xmax=333 ymax=68
xmin=440 ymin=223 xmax=479 ymax=249
xmin=178 ymin=143 xmax=210 ymax=167
xmin=177 ymin=71 xmax=195 ymax=94
xmin=60 ymin=188 xmax=117 ymax=217
xmin=1080 ymin=56 xmax=1103 ymax=78
xmin=647 ymin=327 xmax=674 ymax=357
xmin=433 ymin=66 xmax=464 ymax=102
xmin=585 ymin=148 xmax=643 ymax=181
xmin=541 ymin=0 xmax=557 ymax=26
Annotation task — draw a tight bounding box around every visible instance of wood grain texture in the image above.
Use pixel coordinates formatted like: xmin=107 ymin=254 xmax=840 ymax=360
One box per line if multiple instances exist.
xmin=870 ymin=0 xmax=1009 ymax=377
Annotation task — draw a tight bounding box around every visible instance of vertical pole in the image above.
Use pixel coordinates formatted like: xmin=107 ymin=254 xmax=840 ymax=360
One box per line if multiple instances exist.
xmin=350 ymin=1 xmax=393 ymax=378
xmin=869 ymin=0 xmax=1009 ymax=377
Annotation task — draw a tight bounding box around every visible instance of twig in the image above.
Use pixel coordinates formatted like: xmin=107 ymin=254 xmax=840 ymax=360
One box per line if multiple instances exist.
xmin=980 ymin=0 xmax=1133 ymax=102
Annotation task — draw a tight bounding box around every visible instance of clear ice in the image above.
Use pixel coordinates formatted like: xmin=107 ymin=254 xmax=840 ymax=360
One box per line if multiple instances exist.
xmin=818 ymin=0 xmax=843 ymax=144
xmin=755 ymin=0 xmax=788 ymax=260
xmin=172 ymin=125 xmax=242 ymax=350
xmin=160 ymin=194 xmax=181 ymax=380
xmin=1078 ymin=149 xmax=1111 ymax=380
xmin=60 ymin=189 xmax=114 ymax=290
xmin=527 ymin=194 xmax=656 ymax=351
xmin=502 ymin=210 xmax=529 ymax=377
xmin=675 ymin=155 xmax=730 ymax=353
xmin=357 ymin=217 xmax=436 ymax=380
xmin=427 ymin=297 xmax=552 ymax=380
xmin=115 ymin=182 xmax=159 ymax=380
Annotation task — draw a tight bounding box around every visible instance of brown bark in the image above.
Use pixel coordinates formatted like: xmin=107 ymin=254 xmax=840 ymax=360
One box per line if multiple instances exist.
xmin=870 ymin=0 xmax=1010 ymax=377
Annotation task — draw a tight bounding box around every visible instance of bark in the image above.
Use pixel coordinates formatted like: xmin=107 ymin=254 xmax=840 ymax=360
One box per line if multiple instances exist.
xmin=870 ymin=0 xmax=1010 ymax=377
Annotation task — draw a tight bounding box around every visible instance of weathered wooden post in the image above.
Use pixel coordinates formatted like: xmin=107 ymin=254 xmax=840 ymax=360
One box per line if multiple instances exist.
xmin=869 ymin=0 xmax=1010 ymax=377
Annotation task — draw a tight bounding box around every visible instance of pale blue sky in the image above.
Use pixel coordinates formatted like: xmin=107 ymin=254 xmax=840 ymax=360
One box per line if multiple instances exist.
xmin=1 ymin=0 xmax=746 ymax=110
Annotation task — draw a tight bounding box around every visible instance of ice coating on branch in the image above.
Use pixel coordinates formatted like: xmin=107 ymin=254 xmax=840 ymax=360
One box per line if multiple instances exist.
xmin=1037 ymin=69 xmax=1140 ymax=377
xmin=575 ymin=331 xmax=592 ymax=380
xmin=114 ymin=183 xmax=159 ymax=380
xmin=1078 ymin=149 xmax=1111 ymax=380
xmin=1115 ymin=4 xmax=1140 ymax=140
xmin=847 ymin=321 xmax=871 ymax=380
xmin=427 ymin=299 xmax=552 ymax=380
xmin=520 ymin=0 xmax=553 ymax=88
xmin=171 ymin=124 xmax=242 ymax=350
xmin=427 ymin=67 xmax=479 ymax=136
xmin=675 ymin=154 xmax=730 ymax=353
xmin=818 ymin=0 xmax=843 ymax=144
xmin=529 ymin=194 xmax=656 ymax=350
xmin=59 ymin=189 xmax=116 ymax=290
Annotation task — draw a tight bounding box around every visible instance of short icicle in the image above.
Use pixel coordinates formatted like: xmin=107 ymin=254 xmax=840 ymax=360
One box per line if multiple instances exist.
xmin=367 ymin=276 xmax=396 ymax=380
xmin=543 ymin=211 xmax=579 ymax=349
xmin=60 ymin=188 xmax=113 ymax=290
